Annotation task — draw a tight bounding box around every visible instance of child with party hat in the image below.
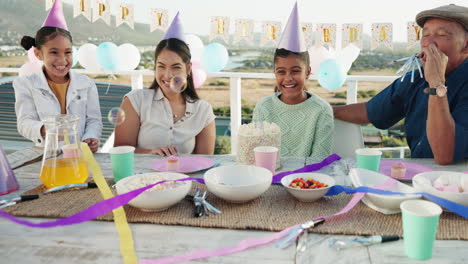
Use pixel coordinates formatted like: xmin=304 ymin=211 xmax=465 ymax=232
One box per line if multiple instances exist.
xmin=253 ymin=2 xmax=334 ymax=159
xmin=13 ymin=0 xmax=102 ymax=152
xmin=114 ymin=12 xmax=216 ymax=156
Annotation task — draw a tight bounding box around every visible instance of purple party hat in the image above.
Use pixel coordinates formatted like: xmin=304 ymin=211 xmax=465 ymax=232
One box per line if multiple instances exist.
xmin=42 ymin=0 xmax=68 ymax=30
xmin=0 ymin=146 xmax=19 ymax=195
xmin=162 ymin=12 xmax=186 ymax=42
xmin=277 ymin=2 xmax=307 ymax=52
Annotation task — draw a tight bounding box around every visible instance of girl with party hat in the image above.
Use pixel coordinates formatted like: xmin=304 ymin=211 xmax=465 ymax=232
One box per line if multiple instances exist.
xmin=253 ymin=3 xmax=334 ymax=159
xmin=114 ymin=13 xmax=215 ymax=156
xmin=13 ymin=0 xmax=102 ymax=152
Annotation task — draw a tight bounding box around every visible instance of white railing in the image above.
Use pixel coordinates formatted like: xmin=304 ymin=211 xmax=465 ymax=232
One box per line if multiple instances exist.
xmin=0 ymin=67 xmax=408 ymax=156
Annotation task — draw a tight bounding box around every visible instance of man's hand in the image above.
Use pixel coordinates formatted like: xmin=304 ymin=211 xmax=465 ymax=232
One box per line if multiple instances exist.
xmin=150 ymin=146 xmax=178 ymax=156
xmin=421 ymin=44 xmax=448 ymax=87
xmin=82 ymin=138 xmax=99 ymax=153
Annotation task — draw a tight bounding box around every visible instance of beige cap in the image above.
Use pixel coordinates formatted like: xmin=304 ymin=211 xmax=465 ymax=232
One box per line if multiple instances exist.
xmin=416 ymin=4 xmax=468 ymax=32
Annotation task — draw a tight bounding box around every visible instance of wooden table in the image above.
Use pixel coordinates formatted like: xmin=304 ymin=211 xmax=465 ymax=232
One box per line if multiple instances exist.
xmin=1 ymin=153 xmax=467 ymax=263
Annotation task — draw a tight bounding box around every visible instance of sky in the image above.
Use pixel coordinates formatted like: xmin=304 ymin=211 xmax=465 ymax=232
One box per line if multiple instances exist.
xmin=61 ymin=0 xmax=468 ymax=42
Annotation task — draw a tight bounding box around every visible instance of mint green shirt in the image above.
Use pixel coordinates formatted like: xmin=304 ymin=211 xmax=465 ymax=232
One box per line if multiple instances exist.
xmin=253 ymin=92 xmax=333 ymax=158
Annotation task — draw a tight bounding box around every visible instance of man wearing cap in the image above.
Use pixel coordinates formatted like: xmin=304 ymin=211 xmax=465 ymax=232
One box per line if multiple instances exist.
xmin=333 ymin=4 xmax=468 ymax=165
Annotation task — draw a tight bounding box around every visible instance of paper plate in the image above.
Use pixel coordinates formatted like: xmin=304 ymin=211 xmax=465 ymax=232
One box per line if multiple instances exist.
xmin=149 ymin=156 xmax=215 ymax=173
xmin=379 ymin=160 xmax=432 ymax=182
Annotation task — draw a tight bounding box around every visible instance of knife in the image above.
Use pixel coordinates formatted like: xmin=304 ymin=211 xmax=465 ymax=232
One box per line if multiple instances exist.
xmin=44 ymin=182 xmax=98 ymax=194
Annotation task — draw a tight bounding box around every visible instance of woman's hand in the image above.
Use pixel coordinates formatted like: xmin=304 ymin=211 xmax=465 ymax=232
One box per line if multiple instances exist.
xmin=83 ymin=138 xmax=99 ymax=153
xmin=151 ymin=146 xmax=178 ymax=156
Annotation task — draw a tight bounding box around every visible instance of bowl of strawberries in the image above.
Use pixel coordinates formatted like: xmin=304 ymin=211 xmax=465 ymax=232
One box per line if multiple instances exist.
xmin=281 ymin=173 xmax=335 ymax=202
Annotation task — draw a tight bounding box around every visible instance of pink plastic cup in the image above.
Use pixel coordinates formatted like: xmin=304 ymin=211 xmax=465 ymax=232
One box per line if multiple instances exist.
xmin=61 ymin=144 xmax=81 ymax=159
xmin=254 ymin=146 xmax=278 ymax=174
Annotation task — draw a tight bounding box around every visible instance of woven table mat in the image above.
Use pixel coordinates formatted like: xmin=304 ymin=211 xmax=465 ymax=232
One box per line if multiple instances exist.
xmin=4 ymin=181 xmax=467 ymax=240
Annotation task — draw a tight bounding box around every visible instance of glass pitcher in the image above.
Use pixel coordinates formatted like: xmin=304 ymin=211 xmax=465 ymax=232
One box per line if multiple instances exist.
xmin=39 ymin=114 xmax=89 ymax=188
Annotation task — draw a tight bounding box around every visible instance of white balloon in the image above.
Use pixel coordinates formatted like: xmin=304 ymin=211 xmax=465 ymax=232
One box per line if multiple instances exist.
xmin=185 ymin=34 xmax=204 ymax=61
xmin=308 ymin=46 xmax=333 ymax=74
xmin=19 ymin=61 xmax=43 ymax=77
xmin=78 ymin=43 xmax=101 ymax=71
xmin=117 ymin=43 xmax=141 ymax=71
xmin=336 ymin=44 xmax=361 ymax=73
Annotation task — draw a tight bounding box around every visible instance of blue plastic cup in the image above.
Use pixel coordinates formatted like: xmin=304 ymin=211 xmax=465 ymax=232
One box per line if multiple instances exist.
xmin=400 ymin=200 xmax=442 ymax=260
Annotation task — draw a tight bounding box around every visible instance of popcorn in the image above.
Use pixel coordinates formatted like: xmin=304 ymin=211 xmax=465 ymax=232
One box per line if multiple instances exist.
xmin=432 ymin=175 xmax=466 ymax=193
xmin=237 ymin=121 xmax=281 ymax=168
xmin=125 ymin=174 xmax=186 ymax=192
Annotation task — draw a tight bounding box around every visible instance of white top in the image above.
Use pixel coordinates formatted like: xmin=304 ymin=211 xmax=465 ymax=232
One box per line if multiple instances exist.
xmin=13 ymin=70 xmax=103 ymax=146
xmin=126 ymin=88 xmax=215 ymax=154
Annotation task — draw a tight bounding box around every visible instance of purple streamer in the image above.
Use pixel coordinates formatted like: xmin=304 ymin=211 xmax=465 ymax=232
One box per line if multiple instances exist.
xmin=0 ymin=177 xmax=204 ymax=228
xmin=272 ymin=154 xmax=341 ymax=183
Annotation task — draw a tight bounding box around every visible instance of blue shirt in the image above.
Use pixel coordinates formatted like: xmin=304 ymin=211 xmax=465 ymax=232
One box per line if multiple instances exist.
xmin=367 ymin=59 xmax=468 ymax=160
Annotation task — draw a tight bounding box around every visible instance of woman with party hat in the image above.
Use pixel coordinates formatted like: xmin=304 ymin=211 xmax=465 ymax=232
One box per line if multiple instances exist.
xmin=253 ymin=3 xmax=334 ymax=159
xmin=114 ymin=13 xmax=216 ymax=156
xmin=13 ymin=0 xmax=102 ymax=152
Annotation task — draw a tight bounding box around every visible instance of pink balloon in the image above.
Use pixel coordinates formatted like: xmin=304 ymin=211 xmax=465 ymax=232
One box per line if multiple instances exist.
xmin=27 ymin=47 xmax=40 ymax=63
xmin=192 ymin=68 xmax=207 ymax=88
xmin=19 ymin=61 xmax=43 ymax=77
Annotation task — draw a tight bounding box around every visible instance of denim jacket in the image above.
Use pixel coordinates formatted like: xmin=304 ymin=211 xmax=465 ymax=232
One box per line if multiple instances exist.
xmin=13 ymin=70 xmax=102 ymax=146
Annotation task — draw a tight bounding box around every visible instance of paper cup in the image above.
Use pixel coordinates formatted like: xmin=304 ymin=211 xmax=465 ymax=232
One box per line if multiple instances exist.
xmin=355 ymin=148 xmax=382 ymax=172
xmin=254 ymin=146 xmax=278 ymax=174
xmin=109 ymin=146 xmax=135 ymax=183
xmin=61 ymin=144 xmax=81 ymax=159
xmin=400 ymin=200 xmax=442 ymax=260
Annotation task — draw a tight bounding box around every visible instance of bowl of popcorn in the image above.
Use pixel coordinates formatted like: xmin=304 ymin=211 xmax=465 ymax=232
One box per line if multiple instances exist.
xmin=281 ymin=173 xmax=335 ymax=202
xmin=204 ymin=165 xmax=272 ymax=203
xmin=115 ymin=172 xmax=192 ymax=212
xmin=412 ymin=171 xmax=468 ymax=206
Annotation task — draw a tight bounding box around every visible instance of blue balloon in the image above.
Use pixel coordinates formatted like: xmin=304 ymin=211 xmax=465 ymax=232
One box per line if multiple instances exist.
xmin=97 ymin=42 xmax=119 ymax=70
xmin=201 ymin=43 xmax=229 ymax=73
xmin=317 ymin=59 xmax=346 ymax=90
xmin=72 ymin=46 xmax=78 ymax=68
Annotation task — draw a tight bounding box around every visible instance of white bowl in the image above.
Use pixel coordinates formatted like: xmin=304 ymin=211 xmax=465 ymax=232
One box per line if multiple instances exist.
xmin=281 ymin=173 xmax=335 ymax=202
xmin=115 ymin=172 xmax=192 ymax=212
xmin=349 ymin=168 xmax=421 ymax=214
xmin=412 ymin=171 xmax=468 ymax=206
xmin=203 ymin=165 xmax=272 ymax=203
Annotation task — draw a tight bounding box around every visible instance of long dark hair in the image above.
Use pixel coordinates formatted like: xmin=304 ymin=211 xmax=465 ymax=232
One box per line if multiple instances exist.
xmin=20 ymin=26 xmax=73 ymax=51
xmin=149 ymin=38 xmax=200 ymax=102
xmin=273 ymin=48 xmax=311 ymax=92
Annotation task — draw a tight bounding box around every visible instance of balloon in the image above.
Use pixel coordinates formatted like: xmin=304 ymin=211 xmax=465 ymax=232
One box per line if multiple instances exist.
xmin=19 ymin=61 xmax=43 ymax=77
xmin=191 ymin=61 xmax=207 ymax=88
xmin=97 ymin=42 xmax=119 ymax=71
xmin=72 ymin=46 xmax=78 ymax=68
xmin=336 ymin=44 xmax=360 ymax=73
xmin=317 ymin=59 xmax=346 ymax=90
xmin=185 ymin=34 xmax=204 ymax=61
xmin=201 ymin=43 xmax=229 ymax=73
xmin=27 ymin=47 xmax=40 ymax=64
xmin=308 ymin=46 xmax=333 ymax=74
xmin=117 ymin=43 xmax=140 ymax=71
xmin=78 ymin=44 xmax=101 ymax=71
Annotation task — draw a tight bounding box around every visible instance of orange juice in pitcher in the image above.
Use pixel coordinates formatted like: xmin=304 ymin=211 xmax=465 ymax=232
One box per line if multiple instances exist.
xmin=40 ymin=114 xmax=89 ymax=188
xmin=40 ymin=158 xmax=89 ymax=188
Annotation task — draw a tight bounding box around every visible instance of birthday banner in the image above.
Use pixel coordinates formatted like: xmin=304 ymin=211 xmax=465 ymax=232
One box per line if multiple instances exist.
xmin=210 ymin=16 xmax=230 ymax=43
xmin=116 ymin=2 xmax=134 ymax=29
xmin=150 ymin=8 xmax=169 ymax=32
xmin=372 ymin=23 xmax=393 ymax=50
xmin=73 ymin=0 xmax=92 ymax=21
xmin=47 ymin=1 xmax=423 ymax=49
xmin=261 ymin=21 xmax=282 ymax=47
xmin=317 ymin=23 xmax=337 ymax=49
xmin=342 ymin=23 xmax=363 ymax=49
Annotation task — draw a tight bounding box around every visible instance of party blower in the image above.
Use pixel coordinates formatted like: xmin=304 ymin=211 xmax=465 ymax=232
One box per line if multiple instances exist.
xmin=0 ymin=145 xmax=19 ymax=195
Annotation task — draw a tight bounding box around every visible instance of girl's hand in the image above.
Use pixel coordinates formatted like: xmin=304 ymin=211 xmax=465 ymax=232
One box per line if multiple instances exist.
xmin=83 ymin=138 xmax=99 ymax=153
xmin=151 ymin=146 xmax=178 ymax=156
